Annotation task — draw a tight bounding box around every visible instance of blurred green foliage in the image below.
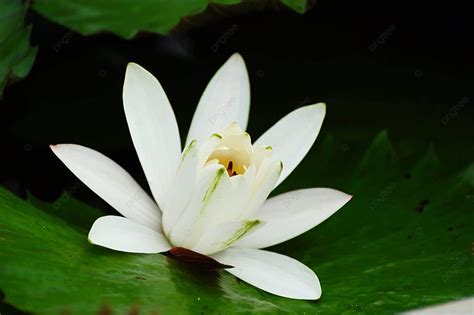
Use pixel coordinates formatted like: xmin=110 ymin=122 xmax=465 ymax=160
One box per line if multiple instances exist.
xmin=0 ymin=0 xmax=37 ymax=95
xmin=32 ymin=0 xmax=308 ymax=39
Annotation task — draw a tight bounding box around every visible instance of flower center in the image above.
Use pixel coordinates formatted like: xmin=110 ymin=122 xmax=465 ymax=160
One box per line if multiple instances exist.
xmin=207 ymin=145 xmax=249 ymax=176
xmin=205 ymin=123 xmax=253 ymax=177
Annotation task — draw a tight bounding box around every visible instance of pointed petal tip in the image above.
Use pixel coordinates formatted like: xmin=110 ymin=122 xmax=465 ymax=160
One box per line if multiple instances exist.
xmin=125 ymin=62 xmax=150 ymax=80
xmin=322 ymin=188 xmax=353 ymax=205
xmin=230 ymin=52 xmax=244 ymax=62
xmin=125 ymin=63 xmax=142 ymax=77
xmin=49 ymin=143 xmax=69 ymax=153
xmin=126 ymin=61 xmax=140 ymax=69
xmin=342 ymin=192 xmax=353 ymax=204
xmin=308 ymin=102 xmax=326 ymax=112
xmin=225 ymin=53 xmax=247 ymax=72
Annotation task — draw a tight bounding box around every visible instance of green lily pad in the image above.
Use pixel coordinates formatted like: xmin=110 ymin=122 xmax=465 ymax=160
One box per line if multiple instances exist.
xmin=0 ymin=0 xmax=37 ymax=95
xmin=0 ymin=131 xmax=473 ymax=314
xmin=32 ymin=0 xmax=309 ymax=39
xmin=27 ymin=189 xmax=103 ymax=233
xmin=280 ymin=0 xmax=307 ymax=13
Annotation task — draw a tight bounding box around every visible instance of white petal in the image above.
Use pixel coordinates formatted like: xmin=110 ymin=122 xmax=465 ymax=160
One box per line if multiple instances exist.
xmin=197 ymin=133 xmax=224 ymax=172
xmin=186 ymin=53 xmax=250 ymax=145
xmin=235 ymin=188 xmax=352 ymax=249
xmin=161 ymin=140 xmax=199 ymax=236
xmin=403 ymin=297 xmax=474 ymax=314
xmin=191 ymin=219 xmax=261 ymax=255
xmin=88 ymin=216 xmax=171 ymax=253
xmin=241 ymin=158 xmax=282 ymax=218
xmin=50 ymin=144 xmax=162 ymax=231
xmin=169 ymin=160 xmax=257 ymax=250
xmin=161 ymin=135 xmax=222 ymax=236
xmin=255 ymin=103 xmax=326 ymax=188
xmin=184 ymin=165 xmax=257 ymax=247
xmin=167 ymin=164 xmax=226 ymax=246
xmin=123 ymin=62 xmax=181 ymax=209
xmin=212 ymin=248 xmax=321 ymax=300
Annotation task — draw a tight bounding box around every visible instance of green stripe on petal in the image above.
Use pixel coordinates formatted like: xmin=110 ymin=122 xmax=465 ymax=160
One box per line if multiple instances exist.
xmin=200 ymin=168 xmax=226 ymax=213
xmin=180 ymin=139 xmax=197 ymax=163
xmin=221 ymin=219 xmax=261 ymax=248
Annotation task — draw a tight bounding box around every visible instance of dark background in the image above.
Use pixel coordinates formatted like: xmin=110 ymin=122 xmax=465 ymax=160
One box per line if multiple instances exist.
xmin=1 ymin=0 xmax=473 ymax=211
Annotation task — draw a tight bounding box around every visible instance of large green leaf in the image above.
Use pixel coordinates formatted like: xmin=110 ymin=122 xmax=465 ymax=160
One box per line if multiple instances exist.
xmin=32 ymin=0 xmax=309 ymax=39
xmin=0 ymin=132 xmax=473 ymax=314
xmin=0 ymin=0 xmax=37 ymax=95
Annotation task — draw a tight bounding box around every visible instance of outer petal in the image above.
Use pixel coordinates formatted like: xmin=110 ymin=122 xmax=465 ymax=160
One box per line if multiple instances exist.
xmin=235 ymin=188 xmax=352 ymax=249
xmin=255 ymin=103 xmax=326 ymax=188
xmin=123 ymin=62 xmax=181 ymax=209
xmin=404 ymin=297 xmax=474 ymax=314
xmin=89 ymin=216 xmax=171 ymax=253
xmin=50 ymin=144 xmax=162 ymax=231
xmin=186 ymin=53 xmax=250 ymax=145
xmin=212 ymin=248 xmax=321 ymax=300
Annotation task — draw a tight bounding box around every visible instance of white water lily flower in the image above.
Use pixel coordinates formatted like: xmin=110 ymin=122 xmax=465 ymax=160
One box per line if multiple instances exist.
xmin=51 ymin=53 xmax=352 ymax=300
